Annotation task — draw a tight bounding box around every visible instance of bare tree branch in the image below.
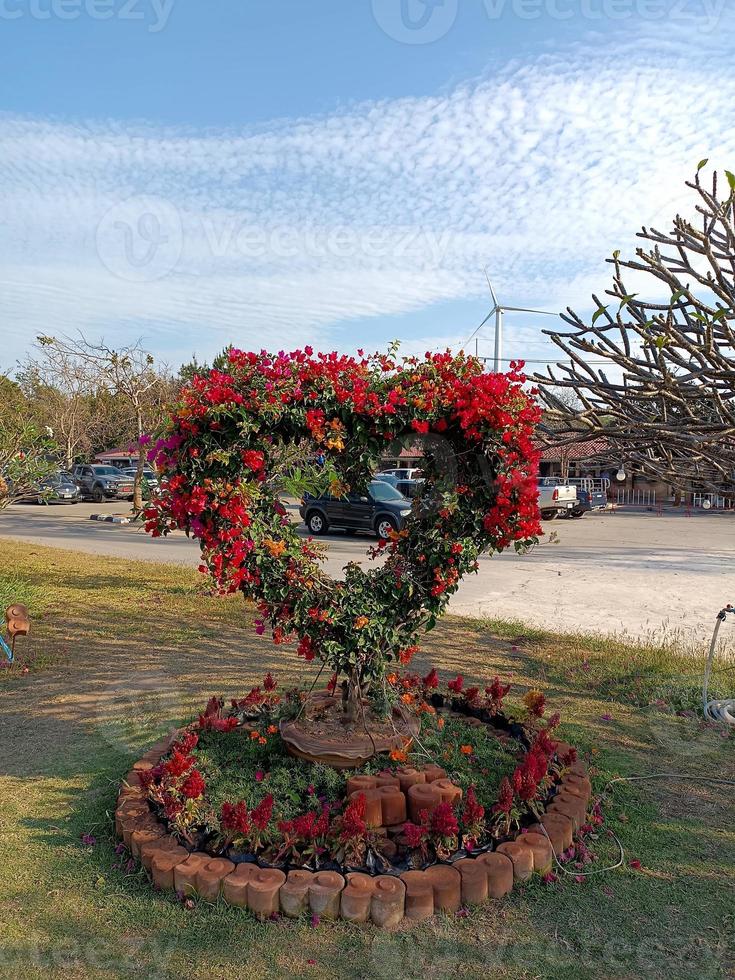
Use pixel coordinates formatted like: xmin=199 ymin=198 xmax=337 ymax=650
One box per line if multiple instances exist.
xmin=536 ymin=168 xmax=735 ymax=492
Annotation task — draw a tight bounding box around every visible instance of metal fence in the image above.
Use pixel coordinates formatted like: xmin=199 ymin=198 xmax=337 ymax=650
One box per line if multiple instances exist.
xmin=568 ymin=477 xmax=611 ymax=493
xmin=692 ymin=493 xmax=734 ymax=510
xmin=614 ymin=488 xmax=657 ymax=507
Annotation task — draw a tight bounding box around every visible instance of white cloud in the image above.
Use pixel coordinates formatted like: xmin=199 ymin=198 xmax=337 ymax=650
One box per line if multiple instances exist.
xmin=1 ymin=23 xmax=734 ymax=366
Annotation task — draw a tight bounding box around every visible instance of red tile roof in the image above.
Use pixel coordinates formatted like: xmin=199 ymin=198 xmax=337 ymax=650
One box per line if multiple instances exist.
xmin=538 ymin=437 xmax=610 ymax=462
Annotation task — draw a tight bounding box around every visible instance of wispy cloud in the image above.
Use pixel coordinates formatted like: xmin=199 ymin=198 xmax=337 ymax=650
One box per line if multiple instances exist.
xmin=1 ymin=23 xmax=734 ymax=366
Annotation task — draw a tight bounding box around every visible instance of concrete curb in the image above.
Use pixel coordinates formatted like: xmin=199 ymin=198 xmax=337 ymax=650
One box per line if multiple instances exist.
xmin=89 ymin=514 xmax=131 ymax=525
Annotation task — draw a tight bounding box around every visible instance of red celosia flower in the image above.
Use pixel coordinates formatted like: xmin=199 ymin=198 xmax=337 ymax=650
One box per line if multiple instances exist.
xmin=263 ymin=672 xmax=277 ymax=691
xmin=461 ymin=784 xmax=486 ymax=826
xmin=422 ymin=668 xmax=439 ymax=690
xmin=523 ymin=689 xmax=546 ymax=718
xmin=251 ymin=794 xmax=273 ymax=831
xmin=431 ymin=802 xmax=459 ymax=837
xmin=492 ymin=777 xmax=514 ymax=815
xmin=221 ymin=801 xmax=251 ymax=836
xmin=180 ymin=770 xmax=206 ymax=799
xmin=340 ymin=793 xmax=367 ymax=841
xmin=403 ymin=820 xmax=427 ymax=849
xmin=175 ymin=732 xmax=199 ymax=754
xmin=165 ymin=750 xmax=193 ymax=778
xmin=447 ymin=674 xmax=464 ymax=694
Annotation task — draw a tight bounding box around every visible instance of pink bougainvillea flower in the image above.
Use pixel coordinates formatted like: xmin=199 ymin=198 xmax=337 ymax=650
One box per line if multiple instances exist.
xmin=629 ymin=859 xmax=642 ymax=870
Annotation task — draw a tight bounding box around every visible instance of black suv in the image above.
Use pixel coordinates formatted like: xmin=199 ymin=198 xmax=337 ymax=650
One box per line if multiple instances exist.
xmin=299 ymin=480 xmax=413 ymax=540
xmin=71 ymin=464 xmax=134 ymax=502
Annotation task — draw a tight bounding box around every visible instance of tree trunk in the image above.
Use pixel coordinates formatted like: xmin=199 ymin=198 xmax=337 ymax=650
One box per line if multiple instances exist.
xmin=342 ymin=668 xmax=362 ymax=725
xmin=132 ymin=406 xmax=145 ymax=513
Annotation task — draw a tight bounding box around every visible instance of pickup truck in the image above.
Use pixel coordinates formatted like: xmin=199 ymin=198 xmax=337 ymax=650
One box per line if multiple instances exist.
xmin=536 ymin=478 xmax=577 ymax=520
xmin=569 ymin=487 xmax=607 ymax=518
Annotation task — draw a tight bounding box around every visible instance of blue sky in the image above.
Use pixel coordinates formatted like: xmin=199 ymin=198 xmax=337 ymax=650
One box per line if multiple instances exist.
xmin=2 ymin=0 xmax=734 ymax=371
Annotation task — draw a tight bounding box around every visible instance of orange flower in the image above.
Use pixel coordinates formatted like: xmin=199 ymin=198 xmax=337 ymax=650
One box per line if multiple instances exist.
xmin=437 ymin=717 xmax=445 ymax=730
xmin=389 ymin=748 xmax=408 ymax=763
xmin=249 ymin=731 xmax=259 ymax=740
xmin=354 ymin=616 xmax=370 ymax=630
xmin=460 ymin=744 xmax=473 ymax=755
xmin=267 ymin=725 xmax=278 ymax=735
xmin=387 ymin=673 xmax=398 ymax=685
xmin=400 ymin=693 xmax=414 ymax=705
xmin=258 ymin=736 xmax=267 ymax=745
xmin=263 ymin=538 xmax=286 ymax=558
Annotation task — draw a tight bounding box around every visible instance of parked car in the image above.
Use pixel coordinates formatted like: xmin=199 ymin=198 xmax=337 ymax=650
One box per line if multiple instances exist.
xmin=120 ymin=467 xmax=160 ymax=496
xmin=299 ymin=480 xmax=413 ymax=540
xmin=378 ymin=467 xmax=423 ymax=482
xmin=395 ymin=478 xmax=425 ymax=499
xmin=94 ymin=455 xmax=138 ymax=470
xmin=71 ymin=464 xmax=134 ymax=502
xmin=567 ymin=487 xmax=607 ymax=518
xmin=35 ymin=471 xmax=81 ymax=504
xmin=536 ymin=478 xmax=577 ymax=520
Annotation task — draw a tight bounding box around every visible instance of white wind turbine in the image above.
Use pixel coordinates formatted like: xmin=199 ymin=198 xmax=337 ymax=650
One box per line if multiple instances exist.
xmin=466 ymin=270 xmax=559 ymax=372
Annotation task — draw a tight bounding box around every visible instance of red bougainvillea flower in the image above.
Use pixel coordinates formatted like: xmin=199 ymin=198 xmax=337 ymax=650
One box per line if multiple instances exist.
xmin=143 ymin=349 xmax=541 ymax=692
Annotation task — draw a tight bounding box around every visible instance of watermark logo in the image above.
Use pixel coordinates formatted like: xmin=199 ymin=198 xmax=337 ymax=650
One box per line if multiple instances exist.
xmin=371 ymin=0 xmax=725 ymax=40
xmin=0 ymin=0 xmax=175 ymax=31
xmin=371 ymin=0 xmax=459 ymax=43
xmin=96 ymin=195 xmax=183 ymax=282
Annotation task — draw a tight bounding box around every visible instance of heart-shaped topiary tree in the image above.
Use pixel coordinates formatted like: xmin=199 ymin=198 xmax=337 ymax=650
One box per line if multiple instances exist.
xmin=144 ymin=349 xmax=540 ymax=743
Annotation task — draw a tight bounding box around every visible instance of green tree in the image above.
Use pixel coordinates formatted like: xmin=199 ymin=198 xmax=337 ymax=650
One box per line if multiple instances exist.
xmin=0 ymin=375 xmax=57 ymax=509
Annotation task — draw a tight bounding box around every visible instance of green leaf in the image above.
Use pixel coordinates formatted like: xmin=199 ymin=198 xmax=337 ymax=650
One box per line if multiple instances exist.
xmin=725 ymin=170 xmax=735 ymax=192
xmin=618 ymin=293 xmax=638 ymax=312
xmin=654 ymin=335 xmax=667 ymax=349
xmin=592 ymin=305 xmax=608 ymax=324
xmin=670 ymin=289 xmax=686 ymax=305
xmin=697 ymin=158 xmax=708 ymax=171
xmin=612 ymin=250 xmax=620 ymax=260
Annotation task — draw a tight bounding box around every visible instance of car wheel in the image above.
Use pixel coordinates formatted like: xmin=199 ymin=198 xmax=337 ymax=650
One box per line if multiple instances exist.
xmin=571 ymin=510 xmax=586 ymax=518
xmin=91 ymin=484 xmax=104 ymax=503
xmin=307 ymin=511 xmax=329 ymax=535
xmin=540 ymin=510 xmax=557 ymax=521
xmin=375 ymin=516 xmax=398 ymax=541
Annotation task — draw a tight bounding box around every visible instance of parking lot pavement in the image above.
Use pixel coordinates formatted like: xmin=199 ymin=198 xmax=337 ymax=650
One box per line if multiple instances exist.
xmin=1 ymin=502 xmax=732 ymax=649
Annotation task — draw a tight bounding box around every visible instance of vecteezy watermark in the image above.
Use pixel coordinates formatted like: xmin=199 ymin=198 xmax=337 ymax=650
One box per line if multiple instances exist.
xmin=371 ymin=0 xmax=459 ymax=43
xmin=0 ymin=0 xmax=175 ymax=32
xmin=96 ymin=196 xmax=183 ymax=282
xmin=371 ymin=0 xmax=726 ymax=41
xmin=95 ymin=196 xmax=458 ymax=280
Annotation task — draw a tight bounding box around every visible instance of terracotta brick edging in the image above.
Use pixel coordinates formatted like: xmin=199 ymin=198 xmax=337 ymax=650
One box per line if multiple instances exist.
xmin=116 ymin=730 xmax=591 ymax=929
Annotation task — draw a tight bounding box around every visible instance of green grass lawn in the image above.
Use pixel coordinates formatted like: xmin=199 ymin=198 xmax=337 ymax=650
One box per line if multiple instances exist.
xmin=0 ymin=539 xmax=733 ymax=980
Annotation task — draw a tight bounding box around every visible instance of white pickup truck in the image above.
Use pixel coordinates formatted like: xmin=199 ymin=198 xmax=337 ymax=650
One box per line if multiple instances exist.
xmin=536 ymin=478 xmax=578 ymax=520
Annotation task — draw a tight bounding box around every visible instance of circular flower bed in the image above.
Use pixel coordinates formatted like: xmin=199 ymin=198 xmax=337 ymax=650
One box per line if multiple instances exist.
xmin=116 ymin=671 xmax=594 ymax=926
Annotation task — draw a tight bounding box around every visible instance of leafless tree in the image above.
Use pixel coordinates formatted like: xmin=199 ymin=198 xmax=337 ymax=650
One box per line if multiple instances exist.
xmin=17 ymin=343 xmax=97 ymax=468
xmin=536 ymin=166 xmax=735 ymax=492
xmin=35 ymin=335 xmax=173 ymax=511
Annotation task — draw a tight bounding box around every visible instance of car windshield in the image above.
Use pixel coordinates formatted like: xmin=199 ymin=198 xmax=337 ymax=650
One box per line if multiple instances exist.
xmin=370 ymin=481 xmax=405 ymax=502
xmin=92 ymin=466 xmax=122 ymax=476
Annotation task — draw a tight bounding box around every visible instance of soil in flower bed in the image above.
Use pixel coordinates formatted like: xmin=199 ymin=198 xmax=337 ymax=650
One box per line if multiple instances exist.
xmin=141 ymin=703 xmax=552 ymax=877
